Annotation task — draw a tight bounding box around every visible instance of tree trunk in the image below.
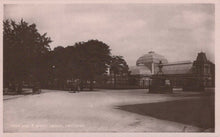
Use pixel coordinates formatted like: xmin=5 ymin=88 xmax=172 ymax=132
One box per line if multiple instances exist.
xmin=16 ymin=81 xmax=22 ymax=94
xmin=90 ymin=80 xmax=93 ymax=91
xmin=79 ymin=81 xmax=83 ymax=91
xmin=114 ymin=74 xmax=116 ymax=89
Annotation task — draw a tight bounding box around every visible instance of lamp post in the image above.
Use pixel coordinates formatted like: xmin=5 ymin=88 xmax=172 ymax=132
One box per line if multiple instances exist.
xmin=52 ymin=65 xmax=56 ymax=89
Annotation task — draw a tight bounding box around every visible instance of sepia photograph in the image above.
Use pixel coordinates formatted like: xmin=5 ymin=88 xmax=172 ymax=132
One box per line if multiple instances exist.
xmin=2 ymin=2 xmax=215 ymax=133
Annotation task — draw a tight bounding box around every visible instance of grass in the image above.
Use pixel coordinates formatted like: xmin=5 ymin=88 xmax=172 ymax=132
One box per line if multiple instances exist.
xmin=117 ymin=95 xmax=214 ymax=130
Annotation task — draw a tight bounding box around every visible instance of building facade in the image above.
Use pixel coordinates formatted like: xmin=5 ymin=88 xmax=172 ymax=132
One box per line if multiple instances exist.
xmin=130 ymin=51 xmax=215 ymax=90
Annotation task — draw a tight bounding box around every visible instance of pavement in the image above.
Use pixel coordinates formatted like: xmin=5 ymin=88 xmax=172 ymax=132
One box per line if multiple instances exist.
xmin=3 ymin=89 xmax=213 ymax=132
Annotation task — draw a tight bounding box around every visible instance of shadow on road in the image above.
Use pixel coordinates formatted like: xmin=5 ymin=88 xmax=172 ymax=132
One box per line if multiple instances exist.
xmin=116 ymin=96 xmax=214 ymax=130
xmin=3 ymin=90 xmax=47 ymax=101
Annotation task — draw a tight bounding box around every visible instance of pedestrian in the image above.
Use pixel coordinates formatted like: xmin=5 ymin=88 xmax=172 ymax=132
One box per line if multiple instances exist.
xmin=75 ymin=79 xmax=80 ymax=93
xmin=79 ymin=80 xmax=83 ymax=91
xmin=71 ymin=80 xmax=76 ymax=93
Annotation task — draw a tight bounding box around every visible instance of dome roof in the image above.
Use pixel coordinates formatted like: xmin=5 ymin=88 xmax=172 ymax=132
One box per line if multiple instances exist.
xmin=136 ymin=51 xmax=168 ymax=66
xmin=129 ymin=65 xmax=152 ymax=75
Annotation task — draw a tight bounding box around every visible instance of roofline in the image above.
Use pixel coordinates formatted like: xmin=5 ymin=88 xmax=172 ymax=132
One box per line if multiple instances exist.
xmin=162 ymin=61 xmax=192 ymax=66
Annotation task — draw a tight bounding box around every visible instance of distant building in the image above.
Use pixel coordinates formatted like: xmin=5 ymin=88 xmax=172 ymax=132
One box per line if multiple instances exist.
xmin=129 ymin=51 xmax=215 ymax=90
xmin=136 ymin=51 xmax=168 ymax=74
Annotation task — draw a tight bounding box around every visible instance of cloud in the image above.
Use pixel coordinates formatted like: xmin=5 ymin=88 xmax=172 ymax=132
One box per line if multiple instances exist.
xmin=4 ymin=4 xmax=215 ymax=65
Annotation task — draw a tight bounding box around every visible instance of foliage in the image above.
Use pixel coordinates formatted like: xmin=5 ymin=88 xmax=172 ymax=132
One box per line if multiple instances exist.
xmin=50 ymin=40 xmax=112 ymax=90
xmin=110 ymin=56 xmax=129 ymax=75
xmin=3 ymin=19 xmax=129 ymax=91
xmin=3 ymin=19 xmax=52 ymax=91
xmin=110 ymin=56 xmax=129 ymax=88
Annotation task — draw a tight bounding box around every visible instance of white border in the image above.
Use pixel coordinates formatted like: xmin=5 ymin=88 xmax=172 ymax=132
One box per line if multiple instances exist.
xmin=1 ymin=0 xmax=219 ymax=137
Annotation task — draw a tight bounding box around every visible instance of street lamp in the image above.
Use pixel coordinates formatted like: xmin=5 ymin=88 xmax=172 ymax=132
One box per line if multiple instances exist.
xmin=52 ymin=65 xmax=56 ymax=89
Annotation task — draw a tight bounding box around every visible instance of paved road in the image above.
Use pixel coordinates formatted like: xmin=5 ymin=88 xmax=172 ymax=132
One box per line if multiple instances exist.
xmin=4 ymin=89 xmax=206 ymax=132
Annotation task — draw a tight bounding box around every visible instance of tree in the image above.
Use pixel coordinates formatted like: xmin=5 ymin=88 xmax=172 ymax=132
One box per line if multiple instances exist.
xmin=74 ymin=40 xmax=112 ymax=90
xmin=3 ymin=19 xmax=52 ymax=93
xmin=110 ymin=56 xmax=129 ymax=88
xmin=48 ymin=46 xmax=77 ymax=89
xmin=49 ymin=40 xmax=112 ymax=91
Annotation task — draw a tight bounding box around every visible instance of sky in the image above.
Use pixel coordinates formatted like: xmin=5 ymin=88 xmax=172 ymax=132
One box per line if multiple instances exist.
xmin=4 ymin=4 xmax=215 ymax=66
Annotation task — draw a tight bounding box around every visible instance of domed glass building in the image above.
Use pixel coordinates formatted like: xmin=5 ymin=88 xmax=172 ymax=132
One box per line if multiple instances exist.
xmin=129 ymin=51 xmax=169 ymax=88
xmin=130 ymin=51 xmax=168 ymax=75
xmin=136 ymin=51 xmax=168 ymax=66
xmin=129 ymin=64 xmax=151 ymax=76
